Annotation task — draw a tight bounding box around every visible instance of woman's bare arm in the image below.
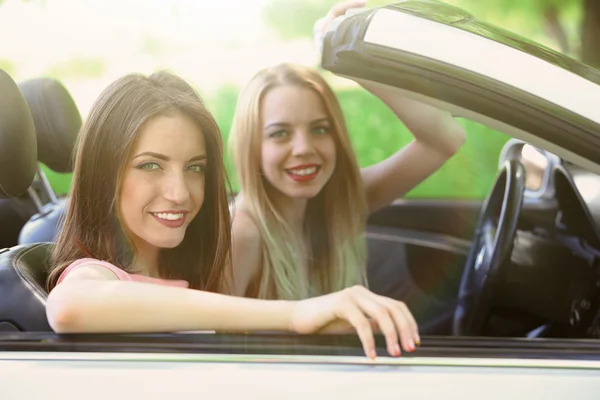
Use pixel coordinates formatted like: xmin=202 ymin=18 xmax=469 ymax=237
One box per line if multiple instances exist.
xmin=47 ymin=263 xmax=420 ymax=358
xmin=46 ymin=264 xmax=291 ymax=333
xmin=359 ymin=80 xmax=467 ymax=213
xmin=312 ymin=1 xmax=467 ymax=213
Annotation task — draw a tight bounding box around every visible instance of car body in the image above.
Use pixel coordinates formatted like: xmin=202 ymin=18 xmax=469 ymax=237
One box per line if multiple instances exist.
xmin=2 ymin=0 xmax=600 ymax=398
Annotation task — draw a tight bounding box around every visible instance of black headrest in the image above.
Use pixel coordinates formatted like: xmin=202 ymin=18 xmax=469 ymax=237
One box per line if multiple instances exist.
xmin=0 ymin=69 xmax=38 ymax=199
xmin=19 ymin=78 xmax=81 ymax=173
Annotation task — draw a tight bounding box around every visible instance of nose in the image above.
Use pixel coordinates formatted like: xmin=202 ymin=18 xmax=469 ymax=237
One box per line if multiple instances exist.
xmin=161 ymin=170 xmax=190 ymax=205
xmin=291 ymin=129 xmax=316 ymax=157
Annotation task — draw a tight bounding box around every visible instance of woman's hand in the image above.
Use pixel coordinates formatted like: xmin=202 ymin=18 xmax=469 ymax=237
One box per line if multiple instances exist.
xmin=313 ymin=0 xmax=367 ymax=52
xmin=290 ymin=285 xmax=420 ymax=359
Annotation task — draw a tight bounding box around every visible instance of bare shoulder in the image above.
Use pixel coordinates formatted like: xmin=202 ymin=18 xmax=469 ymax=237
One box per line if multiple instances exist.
xmin=232 ymin=207 xmax=262 ymax=243
xmin=230 ymin=207 xmax=263 ymax=296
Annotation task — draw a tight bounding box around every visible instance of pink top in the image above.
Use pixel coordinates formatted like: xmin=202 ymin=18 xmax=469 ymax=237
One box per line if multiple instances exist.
xmin=56 ymin=258 xmax=189 ymax=288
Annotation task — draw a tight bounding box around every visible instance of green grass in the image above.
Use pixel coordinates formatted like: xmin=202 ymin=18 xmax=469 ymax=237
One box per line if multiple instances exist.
xmin=45 ymin=87 xmax=510 ymax=199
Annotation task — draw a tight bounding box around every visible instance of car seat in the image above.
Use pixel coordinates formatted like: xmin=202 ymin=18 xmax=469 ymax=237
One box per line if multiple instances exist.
xmin=18 ymin=77 xmax=81 ymax=245
xmin=0 ymin=68 xmax=53 ymax=332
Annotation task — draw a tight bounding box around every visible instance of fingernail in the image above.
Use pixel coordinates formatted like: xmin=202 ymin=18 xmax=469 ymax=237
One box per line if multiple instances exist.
xmin=395 ymin=344 xmax=401 ymax=357
xmin=369 ymin=350 xmax=377 ymax=360
xmin=407 ymin=339 xmax=415 ymax=352
xmin=415 ymin=336 xmax=421 ymax=346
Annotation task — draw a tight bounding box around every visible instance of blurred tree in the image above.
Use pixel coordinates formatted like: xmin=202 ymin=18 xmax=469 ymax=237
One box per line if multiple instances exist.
xmin=448 ymin=0 xmax=600 ymax=68
xmin=446 ymin=0 xmax=578 ymax=51
xmin=581 ymin=0 xmax=600 ymax=67
xmin=262 ymin=0 xmax=339 ymax=40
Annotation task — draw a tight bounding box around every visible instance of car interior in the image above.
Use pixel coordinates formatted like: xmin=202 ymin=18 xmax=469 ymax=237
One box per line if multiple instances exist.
xmin=2 ymin=64 xmax=600 ymax=342
xmin=0 ymin=69 xmax=78 ymax=332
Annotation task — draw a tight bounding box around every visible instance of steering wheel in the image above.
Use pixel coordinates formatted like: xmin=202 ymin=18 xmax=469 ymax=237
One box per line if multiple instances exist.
xmin=453 ymin=159 xmax=526 ymax=336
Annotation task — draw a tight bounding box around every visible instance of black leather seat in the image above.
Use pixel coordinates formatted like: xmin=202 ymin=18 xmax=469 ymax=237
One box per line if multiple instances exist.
xmin=18 ymin=77 xmax=81 ymax=245
xmin=0 ymin=243 xmax=52 ymax=331
xmin=0 ymin=195 xmax=36 ymax=249
xmin=0 ymin=68 xmax=53 ymax=332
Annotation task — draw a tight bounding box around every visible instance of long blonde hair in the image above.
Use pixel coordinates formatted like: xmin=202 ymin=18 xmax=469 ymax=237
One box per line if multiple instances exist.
xmin=48 ymin=71 xmax=232 ymax=292
xmin=229 ymin=63 xmax=367 ymax=300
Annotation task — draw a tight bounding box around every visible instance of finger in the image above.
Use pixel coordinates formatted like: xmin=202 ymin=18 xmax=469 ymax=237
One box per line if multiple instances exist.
xmin=353 ymin=291 xmax=401 ymax=357
xmin=328 ymin=0 xmax=368 ymax=19
xmin=396 ymin=301 xmax=420 ymax=345
xmin=337 ymin=301 xmax=377 ymax=359
xmin=390 ymin=301 xmax=417 ymax=351
xmin=379 ymin=297 xmax=419 ymax=351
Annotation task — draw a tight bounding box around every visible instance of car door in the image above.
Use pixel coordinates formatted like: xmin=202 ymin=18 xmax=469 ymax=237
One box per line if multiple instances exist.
xmin=321 ymin=1 xmax=600 ymax=334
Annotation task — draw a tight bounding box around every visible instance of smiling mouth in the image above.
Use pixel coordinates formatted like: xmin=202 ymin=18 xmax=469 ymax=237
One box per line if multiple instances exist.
xmin=285 ymin=165 xmax=321 ymax=182
xmin=152 ymin=212 xmax=185 ymax=220
xmin=150 ymin=212 xmax=188 ymax=228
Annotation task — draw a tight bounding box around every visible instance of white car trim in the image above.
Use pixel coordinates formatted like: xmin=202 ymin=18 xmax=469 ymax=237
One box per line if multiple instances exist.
xmin=343 ymin=78 xmax=600 ymax=175
xmin=357 ymin=8 xmax=600 ymax=125
xmin=3 ymin=351 xmax=600 ymax=370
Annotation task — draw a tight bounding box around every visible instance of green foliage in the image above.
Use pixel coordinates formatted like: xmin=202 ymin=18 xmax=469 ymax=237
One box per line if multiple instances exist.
xmin=140 ymin=35 xmax=168 ymax=57
xmin=41 ymin=164 xmax=71 ymax=195
xmin=206 ymin=84 xmax=241 ymax=188
xmin=262 ymin=0 xmax=583 ymax=52
xmin=449 ymin=0 xmax=578 ymax=19
xmin=448 ymin=0 xmax=582 ymax=50
xmin=262 ymin=0 xmax=339 ymax=40
xmin=335 ymin=88 xmax=509 ymax=199
xmin=45 ymin=57 xmax=107 ymax=80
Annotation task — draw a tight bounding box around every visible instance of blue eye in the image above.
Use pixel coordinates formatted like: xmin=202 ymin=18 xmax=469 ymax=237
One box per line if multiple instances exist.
xmin=312 ymin=126 xmax=330 ymax=135
xmin=187 ymin=164 xmax=206 ymax=173
xmin=137 ymin=161 xmax=161 ymax=171
xmin=269 ymin=130 xmax=288 ymax=139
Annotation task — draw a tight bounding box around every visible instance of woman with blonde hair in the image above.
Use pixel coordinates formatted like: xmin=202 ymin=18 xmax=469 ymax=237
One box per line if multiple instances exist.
xmin=46 ymin=70 xmax=418 ymax=360
xmin=229 ymin=38 xmax=466 ymax=324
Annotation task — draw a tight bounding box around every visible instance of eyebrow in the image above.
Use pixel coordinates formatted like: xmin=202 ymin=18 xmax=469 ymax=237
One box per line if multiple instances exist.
xmin=264 ymin=117 xmax=330 ymax=130
xmin=133 ymin=152 xmax=207 ymax=162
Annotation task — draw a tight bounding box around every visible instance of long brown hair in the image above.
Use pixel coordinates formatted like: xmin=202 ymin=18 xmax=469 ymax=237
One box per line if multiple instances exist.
xmin=229 ymin=63 xmax=368 ymax=300
xmin=47 ymin=71 xmax=232 ymax=292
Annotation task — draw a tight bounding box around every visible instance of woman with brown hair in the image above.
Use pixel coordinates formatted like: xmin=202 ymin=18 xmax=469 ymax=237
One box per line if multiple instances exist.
xmin=45 ymin=70 xmax=419 ymax=360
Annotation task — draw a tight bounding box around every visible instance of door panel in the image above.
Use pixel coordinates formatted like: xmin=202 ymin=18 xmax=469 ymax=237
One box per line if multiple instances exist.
xmin=364 ymin=198 xmax=558 ymax=334
xmin=367 ymin=199 xmax=484 ymax=240
xmin=365 ymin=199 xmax=482 ymax=303
xmin=365 ymin=199 xmax=482 ymax=333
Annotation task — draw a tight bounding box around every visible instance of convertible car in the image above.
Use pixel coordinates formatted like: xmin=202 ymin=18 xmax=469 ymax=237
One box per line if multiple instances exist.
xmin=2 ymin=0 xmax=600 ymax=398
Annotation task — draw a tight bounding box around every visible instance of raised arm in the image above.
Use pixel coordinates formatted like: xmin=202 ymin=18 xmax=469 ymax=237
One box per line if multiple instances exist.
xmin=315 ymin=1 xmax=467 ymax=213
xmin=359 ymin=80 xmax=467 ymax=213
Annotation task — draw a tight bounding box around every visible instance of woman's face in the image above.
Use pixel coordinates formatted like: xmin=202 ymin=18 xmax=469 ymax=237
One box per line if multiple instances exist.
xmin=119 ymin=112 xmax=207 ymax=252
xmin=260 ymin=85 xmax=337 ymax=200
